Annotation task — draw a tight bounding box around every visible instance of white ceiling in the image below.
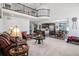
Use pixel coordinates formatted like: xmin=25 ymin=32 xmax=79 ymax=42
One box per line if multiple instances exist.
xmin=22 ymin=3 xmax=79 ymax=9
xmin=21 ymin=3 xmax=43 ymax=9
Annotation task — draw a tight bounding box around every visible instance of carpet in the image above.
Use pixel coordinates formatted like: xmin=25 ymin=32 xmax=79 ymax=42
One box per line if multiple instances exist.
xmin=27 ymin=37 xmax=79 ymax=56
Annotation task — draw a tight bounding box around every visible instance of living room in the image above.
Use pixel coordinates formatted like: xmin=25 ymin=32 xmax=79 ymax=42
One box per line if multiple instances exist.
xmin=0 ymin=2 xmax=79 ymax=56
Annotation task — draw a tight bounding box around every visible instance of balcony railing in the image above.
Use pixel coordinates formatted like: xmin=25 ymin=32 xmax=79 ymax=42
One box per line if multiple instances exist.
xmin=1 ymin=3 xmax=38 ymax=17
xmin=1 ymin=3 xmax=50 ymax=17
xmin=37 ymin=9 xmax=50 ymax=17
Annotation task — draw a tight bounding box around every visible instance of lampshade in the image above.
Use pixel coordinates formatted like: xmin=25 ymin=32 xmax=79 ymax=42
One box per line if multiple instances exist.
xmin=10 ymin=26 xmax=14 ymax=30
xmin=8 ymin=26 xmax=14 ymax=34
xmin=10 ymin=26 xmax=22 ymax=37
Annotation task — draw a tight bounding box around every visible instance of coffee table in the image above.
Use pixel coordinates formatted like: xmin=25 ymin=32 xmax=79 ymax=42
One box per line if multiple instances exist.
xmin=9 ymin=45 xmax=28 ymax=56
xmin=35 ymin=36 xmax=44 ymax=44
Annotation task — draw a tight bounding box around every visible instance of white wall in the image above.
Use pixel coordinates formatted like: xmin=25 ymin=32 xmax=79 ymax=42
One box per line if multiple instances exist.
xmin=0 ymin=19 xmax=4 ymax=33
xmin=0 ymin=7 xmax=4 ymax=33
xmin=2 ymin=16 xmax=30 ymax=34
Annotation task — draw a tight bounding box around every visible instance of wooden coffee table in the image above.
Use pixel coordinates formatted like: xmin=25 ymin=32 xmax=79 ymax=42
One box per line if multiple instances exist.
xmin=9 ymin=46 xmax=28 ymax=56
xmin=35 ymin=36 xmax=44 ymax=44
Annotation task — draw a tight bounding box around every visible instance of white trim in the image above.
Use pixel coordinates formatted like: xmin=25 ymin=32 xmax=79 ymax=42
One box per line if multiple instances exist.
xmin=2 ymin=9 xmax=37 ymax=20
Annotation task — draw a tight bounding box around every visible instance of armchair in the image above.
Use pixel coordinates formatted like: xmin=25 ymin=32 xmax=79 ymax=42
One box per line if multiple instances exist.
xmin=22 ymin=32 xmax=32 ymax=40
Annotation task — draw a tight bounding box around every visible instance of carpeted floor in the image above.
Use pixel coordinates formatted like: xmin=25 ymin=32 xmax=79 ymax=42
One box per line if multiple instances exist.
xmin=27 ymin=37 xmax=79 ymax=56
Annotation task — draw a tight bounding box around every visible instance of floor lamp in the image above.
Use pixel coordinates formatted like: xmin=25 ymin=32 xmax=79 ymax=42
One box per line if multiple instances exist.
xmin=72 ymin=17 xmax=77 ymax=29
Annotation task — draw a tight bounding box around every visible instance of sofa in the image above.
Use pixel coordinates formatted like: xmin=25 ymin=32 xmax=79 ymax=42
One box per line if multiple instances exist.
xmin=67 ymin=36 xmax=79 ymax=43
xmin=0 ymin=32 xmax=29 ymax=56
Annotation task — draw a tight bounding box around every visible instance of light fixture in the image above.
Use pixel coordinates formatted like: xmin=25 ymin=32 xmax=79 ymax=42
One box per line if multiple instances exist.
xmin=67 ymin=27 xmax=69 ymax=31
xmin=10 ymin=26 xmax=22 ymax=51
xmin=72 ymin=17 xmax=77 ymax=29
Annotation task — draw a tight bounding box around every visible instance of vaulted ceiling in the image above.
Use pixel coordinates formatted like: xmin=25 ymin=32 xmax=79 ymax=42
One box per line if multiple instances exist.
xmin=21 ymin=3 xmax=43 ymax=9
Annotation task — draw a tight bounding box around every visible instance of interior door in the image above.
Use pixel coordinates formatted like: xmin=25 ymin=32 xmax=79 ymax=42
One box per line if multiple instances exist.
xmin=49 ymin=23 xmax=55 ymax=35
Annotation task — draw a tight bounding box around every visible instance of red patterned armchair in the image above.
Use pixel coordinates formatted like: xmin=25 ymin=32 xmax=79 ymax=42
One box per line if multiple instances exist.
xmin=0 ymin=32 xmax=29 ymax=56
xmin=22 ymin=32 xmax=32 ymax=40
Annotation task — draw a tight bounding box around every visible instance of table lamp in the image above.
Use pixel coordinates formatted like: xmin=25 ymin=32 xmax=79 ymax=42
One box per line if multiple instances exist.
xmin=10 ymin=26 xmax=22 ymax=51
xmin=11 ymin=26 xmax=21 ymax=37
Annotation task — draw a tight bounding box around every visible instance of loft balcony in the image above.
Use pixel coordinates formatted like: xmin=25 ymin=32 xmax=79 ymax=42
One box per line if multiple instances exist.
xmin=1 ymin=3 xmax=50 ymax=17
xmin=1 ymin=3 xmax=38 ymax=17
